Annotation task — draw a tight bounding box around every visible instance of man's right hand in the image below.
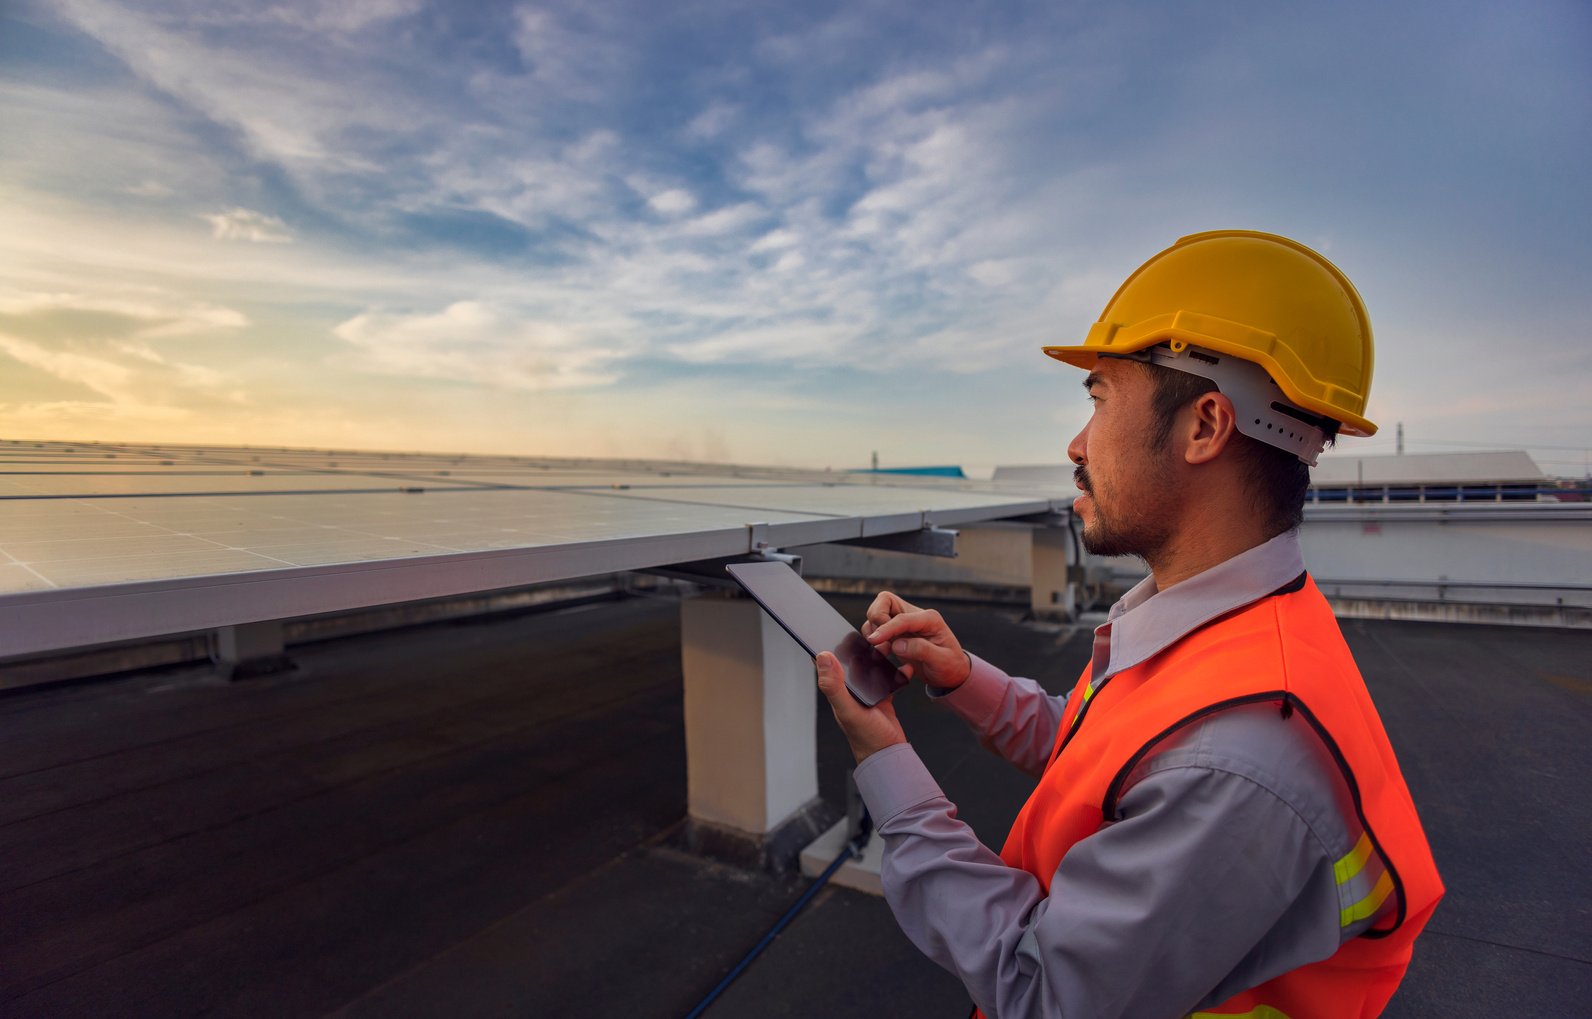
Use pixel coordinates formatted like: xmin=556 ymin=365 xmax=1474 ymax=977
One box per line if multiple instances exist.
xmin=862 ymin=591 xmax=972 ymax=692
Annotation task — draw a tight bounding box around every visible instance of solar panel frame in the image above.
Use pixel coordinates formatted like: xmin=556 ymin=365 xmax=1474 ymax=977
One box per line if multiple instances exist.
xmin=0 ymin=441 xmax=1068 ymax=657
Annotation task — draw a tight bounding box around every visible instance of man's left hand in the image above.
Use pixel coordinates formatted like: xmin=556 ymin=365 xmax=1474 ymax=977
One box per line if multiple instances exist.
xmin=815 ymin=651 xmax=906 ymax=764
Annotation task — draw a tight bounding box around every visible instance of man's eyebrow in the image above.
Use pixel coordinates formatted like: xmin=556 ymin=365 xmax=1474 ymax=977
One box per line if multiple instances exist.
xmin=1082 ymin=371 xmax=1105 ymax=392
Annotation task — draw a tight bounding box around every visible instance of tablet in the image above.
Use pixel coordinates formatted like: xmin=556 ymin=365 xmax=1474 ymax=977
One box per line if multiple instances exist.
xmin=725 ymin=560 xmax=910 ymax=706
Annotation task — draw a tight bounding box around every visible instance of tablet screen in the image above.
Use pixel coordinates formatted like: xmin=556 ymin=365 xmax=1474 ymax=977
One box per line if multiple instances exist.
xmin=725 ymin=560 xmax=910 ymax=706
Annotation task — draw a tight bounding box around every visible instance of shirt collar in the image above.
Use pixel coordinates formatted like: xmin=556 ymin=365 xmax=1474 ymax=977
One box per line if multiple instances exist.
xmin=1095 ymin=529 xmax=1306 ymax=684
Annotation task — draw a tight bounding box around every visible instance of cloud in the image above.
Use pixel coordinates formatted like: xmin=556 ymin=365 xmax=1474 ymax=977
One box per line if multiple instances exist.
xmin=52 ymin=0 xmax=421 ymax=186
xmin=204 ymin=208 xmax=294 ymax=243
xmin=647 ymin=188 xmax=698 ymax=216
xmin=673 ymin=202 xmax=766 ymax=238
xmin=1 ymin=9 xmax=1372 ymax=391
xmin=0 ymin=287 xmax=249 ymax=337
xmin=662 ymin=317 xmax=862 ymax=365
xmin=0 ymin=329 xmax=235 ymax=410
xmin=0 ymin=334 xmax=135 ymax=400
xmin=332 ymin=301 xmax=631 ymax=390
xmin=12 ymin=0 xmax=1589 ymax=468
xmin=684 ymin=102 xmax=737 ymax=140
xmin=422 ymin=129 xmax=624 ymax=239
xmin=123 ymin=179 xmax=174 ymax=198
xmin=0 ymin=399 xmax=195 ymax=428
xmin=509 ymin=6 xmax=626 ymax=102
xmin=269 ymin=0 xmax=424 ymax=34
xmin=0 ymin=280 xmax=246 ymax=427
xmin=749 ymin=228 xmax=800 ymax=253
xmin=37 ymin=2 xmax=1060 ymax=381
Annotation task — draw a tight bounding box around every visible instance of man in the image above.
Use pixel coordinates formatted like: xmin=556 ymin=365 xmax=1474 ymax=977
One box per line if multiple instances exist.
xmin=814 ymin=231 xmax=1443 ymax=1018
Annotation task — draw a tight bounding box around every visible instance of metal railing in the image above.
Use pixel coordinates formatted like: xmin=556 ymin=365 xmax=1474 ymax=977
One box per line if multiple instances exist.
xmin=1315 ymin=578 xmax=1589 ymax=593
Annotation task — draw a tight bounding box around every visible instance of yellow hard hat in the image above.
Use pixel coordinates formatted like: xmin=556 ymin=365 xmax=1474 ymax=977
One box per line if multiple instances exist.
xmin=1042 ymin=230 xmax=1377 ymax=436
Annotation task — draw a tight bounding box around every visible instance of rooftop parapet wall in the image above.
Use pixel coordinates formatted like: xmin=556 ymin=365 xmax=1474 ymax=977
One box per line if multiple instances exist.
xmin=1298 ymin=503 xmax=1592 ymax=622
xmin=995 ymin=451 xmax=1565 ymax=494
xmin=799 ymin=502 xmax=1592 ymax=629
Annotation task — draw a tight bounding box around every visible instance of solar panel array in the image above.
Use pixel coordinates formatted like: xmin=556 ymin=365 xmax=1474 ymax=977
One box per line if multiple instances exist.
xmin=0 ymin=440 xmax=1071 ymax=657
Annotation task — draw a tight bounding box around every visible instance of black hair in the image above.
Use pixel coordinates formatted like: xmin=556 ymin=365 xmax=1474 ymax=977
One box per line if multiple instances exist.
xmin=1139 ymin=361 xmax=1337 ymax=537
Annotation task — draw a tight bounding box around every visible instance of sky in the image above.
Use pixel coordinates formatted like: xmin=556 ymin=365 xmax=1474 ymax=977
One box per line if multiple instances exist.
xmin=1 ymin=0 xmax=1589 ymax=474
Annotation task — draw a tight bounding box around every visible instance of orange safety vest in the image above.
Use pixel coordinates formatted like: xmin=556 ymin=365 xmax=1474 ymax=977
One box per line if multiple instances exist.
xmin=981 ymin=576 xmax=1443 ymax=1019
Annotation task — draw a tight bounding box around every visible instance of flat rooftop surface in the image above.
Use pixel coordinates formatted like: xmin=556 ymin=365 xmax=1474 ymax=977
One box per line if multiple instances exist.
xmin=2 ymin=596 xmax=1588 ymax=1016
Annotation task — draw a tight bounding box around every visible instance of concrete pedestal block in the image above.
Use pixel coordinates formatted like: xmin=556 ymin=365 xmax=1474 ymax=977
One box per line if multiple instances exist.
xmin=1030 ymin=526 xmax=1077 ymax=620
xmin=211 ymin=620 xmax=294 ymax=680
xmin=680 ymin=593 xmax=824 ymax=869
xmin=800 ymin=818 xmax=885 ymax=896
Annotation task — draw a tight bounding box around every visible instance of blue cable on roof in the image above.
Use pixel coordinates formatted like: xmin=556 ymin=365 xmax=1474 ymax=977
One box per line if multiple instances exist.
xmin=683 ymin=810 xmax=872 ymax=1018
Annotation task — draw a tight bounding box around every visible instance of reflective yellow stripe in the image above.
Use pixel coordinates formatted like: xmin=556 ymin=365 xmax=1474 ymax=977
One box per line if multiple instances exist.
xmin=1333 ymin=832 xmax=1372 ymax=885
xmin=1340 ymin=870 xmax=1395 ymax=927
xmin=1062 ymin=682 xmax=1095 ymax=737
xmin=1187 ymin=1006 xmax=1292 ymax=1019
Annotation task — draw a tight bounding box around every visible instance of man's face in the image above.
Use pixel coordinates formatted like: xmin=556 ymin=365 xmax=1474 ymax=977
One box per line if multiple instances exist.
xmin=1066 ymin=358 xmax=1178 ymax=560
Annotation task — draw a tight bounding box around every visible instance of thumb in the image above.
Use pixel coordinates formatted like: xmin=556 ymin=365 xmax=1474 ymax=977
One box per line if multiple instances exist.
xmin=814 ymin=652 xmax=844 ymax=700
xmin=815 ymin=653 xmax=862 ymax=719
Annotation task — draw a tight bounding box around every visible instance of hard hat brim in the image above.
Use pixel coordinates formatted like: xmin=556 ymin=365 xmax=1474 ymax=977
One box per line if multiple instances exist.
xmin=1041 ymin=325 xmax=1377 ymax=438
xmin=1044 ymin=230 xmax=1379 ymax=439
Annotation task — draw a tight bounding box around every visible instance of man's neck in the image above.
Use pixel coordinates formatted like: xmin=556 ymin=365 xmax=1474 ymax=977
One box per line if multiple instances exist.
xmin=1146 ymin=519 xmax=1279 ymax=590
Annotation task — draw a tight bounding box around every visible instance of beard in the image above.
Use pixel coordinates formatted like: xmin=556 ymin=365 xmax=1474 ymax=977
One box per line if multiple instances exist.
xmin=1074 ymin=453 xmax=1177 ymax=561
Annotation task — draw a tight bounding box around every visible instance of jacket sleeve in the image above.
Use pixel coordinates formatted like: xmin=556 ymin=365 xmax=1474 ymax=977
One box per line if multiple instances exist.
xmin=853 ymin=742 xmax=1340 ymax=1019
xmin=930 ymin=654 xmax=1069 ymax=778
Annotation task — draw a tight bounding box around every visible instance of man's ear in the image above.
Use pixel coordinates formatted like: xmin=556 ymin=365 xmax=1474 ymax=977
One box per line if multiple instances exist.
xmin=1183 ymin=391 xmax=1239 ymax=465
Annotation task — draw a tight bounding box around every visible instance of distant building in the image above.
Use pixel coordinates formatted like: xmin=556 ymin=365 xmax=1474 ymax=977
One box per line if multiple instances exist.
xmin=1309 ymin=451 xmax=1545 ymax=503
xmin=993 ymin=451 xmax=1554 ymax=504
xmin=990 ymin=464 xmax=1072 ymax=485
xmin=850 ymin=466 xmax=968 ymax=478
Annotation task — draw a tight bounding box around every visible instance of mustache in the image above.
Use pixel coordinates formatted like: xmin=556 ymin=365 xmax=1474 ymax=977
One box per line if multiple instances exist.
xmin=1074 ymin=466 xmax=1092 ymax=493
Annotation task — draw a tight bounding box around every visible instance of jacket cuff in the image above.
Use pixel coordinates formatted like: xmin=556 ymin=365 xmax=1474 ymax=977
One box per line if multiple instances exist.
xmin=853 ymin=743 xmax=944 ymax=826
xmin=929 ymin=653 xmax=1013 ymax=730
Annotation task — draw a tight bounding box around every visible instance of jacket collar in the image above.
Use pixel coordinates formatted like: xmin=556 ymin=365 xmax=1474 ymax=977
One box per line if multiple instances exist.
xmin=1091 ymin=530 xmax=1306 ymax=685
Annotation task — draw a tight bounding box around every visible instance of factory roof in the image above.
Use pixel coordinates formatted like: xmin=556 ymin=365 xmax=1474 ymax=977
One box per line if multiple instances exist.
xmin=1310 ymin=449 xmax=1546 ymax=485
xmin=994 ymin=450 xmax=1550 ymax=488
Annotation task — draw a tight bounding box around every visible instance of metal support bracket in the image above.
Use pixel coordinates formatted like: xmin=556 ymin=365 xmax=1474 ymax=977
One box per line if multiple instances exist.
xmin=1006 ymin=509 xmax=1073 ymax=528
xmin=745 ymin=522 xmax=801 ymax=568
xmin=637 ymin=555 xmax=800 ymax=588
xmin=637 ymin=524 xmax=802 ymax=588
xmin=836 ymin=525 xmax=959 ymax=559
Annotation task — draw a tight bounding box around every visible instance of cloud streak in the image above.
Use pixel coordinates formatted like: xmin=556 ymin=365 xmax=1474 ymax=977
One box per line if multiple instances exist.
xmin=0 ymin=329 xmax=237 ymax=410
xmin=204 ymin=208 xmax=293 ymax=243
xmin=332 ymin=301 xmax=631 ymax=390
xmin=0 ymin=288 xmax=248 ymax=336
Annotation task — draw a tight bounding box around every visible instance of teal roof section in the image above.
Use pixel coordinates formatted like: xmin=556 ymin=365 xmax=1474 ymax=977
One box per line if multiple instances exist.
xmin=850 ymin=466 xmax=967 ymax=478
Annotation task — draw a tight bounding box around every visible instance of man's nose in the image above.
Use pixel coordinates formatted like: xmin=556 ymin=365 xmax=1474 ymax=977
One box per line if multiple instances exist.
xmin=1067 ymin=421 xmax=1088 ymax=466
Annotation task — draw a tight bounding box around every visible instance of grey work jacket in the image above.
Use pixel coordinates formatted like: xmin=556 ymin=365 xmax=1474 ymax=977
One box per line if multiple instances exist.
xmin=853 ymin=531 xmax=1392 ymax=1018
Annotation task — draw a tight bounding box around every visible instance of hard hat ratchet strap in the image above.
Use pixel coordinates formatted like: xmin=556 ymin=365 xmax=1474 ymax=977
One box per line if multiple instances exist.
xmin=1110 ymin=342 xmax=1329 ymax=466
